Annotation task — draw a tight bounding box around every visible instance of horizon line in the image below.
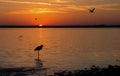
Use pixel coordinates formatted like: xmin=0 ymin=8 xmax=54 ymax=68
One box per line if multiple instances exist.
xmin=0 ymin=25 xmax=120 ymax=28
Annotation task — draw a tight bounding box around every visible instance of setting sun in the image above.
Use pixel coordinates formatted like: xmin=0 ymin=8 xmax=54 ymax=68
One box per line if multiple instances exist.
xmin=39 ymin=24 xmax=43 ymax=27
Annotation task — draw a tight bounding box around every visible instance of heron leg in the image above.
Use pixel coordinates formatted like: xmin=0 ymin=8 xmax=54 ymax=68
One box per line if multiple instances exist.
xmin=38 ymin=51 xmax=40 ymax=60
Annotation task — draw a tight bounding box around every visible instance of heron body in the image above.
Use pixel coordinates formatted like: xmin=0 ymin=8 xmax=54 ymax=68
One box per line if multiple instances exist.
xmin=89 ymin=8 xmax=95 ymax=13
xmin=34 ymin=45 xmax=43 ymax=51
xmin=34 ymin=45 xmax=43 ymax=60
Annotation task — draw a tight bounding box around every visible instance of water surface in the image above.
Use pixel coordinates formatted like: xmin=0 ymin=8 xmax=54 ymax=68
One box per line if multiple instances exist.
xmin=0 ymin=28 xmax=120 ymax=70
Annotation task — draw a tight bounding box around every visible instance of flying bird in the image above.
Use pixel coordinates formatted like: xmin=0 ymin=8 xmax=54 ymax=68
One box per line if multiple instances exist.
xmin=35 ymin=18 xmax=37 ymax=20
xmin=34 ymin=45 xmax=43 ymax=60
xmin=89 ymin=8 xmax=95 ymax=13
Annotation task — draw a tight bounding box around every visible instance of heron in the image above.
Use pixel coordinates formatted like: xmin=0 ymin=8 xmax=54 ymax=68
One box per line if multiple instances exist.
xmin=89 ymin=8 xmax=95 ymax=13
xmin=34 ymin=45 xmax=43 ymax=60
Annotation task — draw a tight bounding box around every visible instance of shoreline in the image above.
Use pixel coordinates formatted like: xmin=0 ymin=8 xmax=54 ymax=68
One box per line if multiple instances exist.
xmin=0 ymin=65 xmax=120 ymax=76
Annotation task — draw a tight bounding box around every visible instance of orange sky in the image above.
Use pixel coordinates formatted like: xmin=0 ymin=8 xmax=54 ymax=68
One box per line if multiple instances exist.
xmin=0 ymin=0 xmax=120 ymax=25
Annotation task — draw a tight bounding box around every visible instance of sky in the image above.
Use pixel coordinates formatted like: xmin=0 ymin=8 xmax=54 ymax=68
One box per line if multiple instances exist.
xmin=0 ymin=0 xmax=120 ymax=25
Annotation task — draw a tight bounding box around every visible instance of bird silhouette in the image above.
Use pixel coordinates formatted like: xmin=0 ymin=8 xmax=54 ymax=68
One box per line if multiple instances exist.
xmin=34 ymin=45 xmax=43 ymax=61
xmin=89 ymin=8 xmax=95 ymax=13
xmin=35 ymin=18 xmax=37 ymax=20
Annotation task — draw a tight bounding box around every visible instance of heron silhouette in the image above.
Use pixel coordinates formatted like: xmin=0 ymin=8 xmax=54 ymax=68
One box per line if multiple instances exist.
xmin=34 ymin=45 xmax=43 ymax=61
xmin=89 ymin=8 xmax=95 ymax=13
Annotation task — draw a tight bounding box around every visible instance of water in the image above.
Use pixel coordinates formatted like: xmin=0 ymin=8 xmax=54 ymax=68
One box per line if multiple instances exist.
xmin=0 ymin=28 xmax=120 ymax=70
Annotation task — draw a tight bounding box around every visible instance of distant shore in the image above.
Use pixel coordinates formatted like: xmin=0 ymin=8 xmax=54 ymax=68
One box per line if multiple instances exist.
xmin=0 ymin=25 xmax=120 ymax=28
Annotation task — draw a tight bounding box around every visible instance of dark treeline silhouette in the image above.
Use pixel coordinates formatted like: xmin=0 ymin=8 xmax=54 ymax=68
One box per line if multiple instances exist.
xmin=0 ymin=25 xmax=120 ymax=28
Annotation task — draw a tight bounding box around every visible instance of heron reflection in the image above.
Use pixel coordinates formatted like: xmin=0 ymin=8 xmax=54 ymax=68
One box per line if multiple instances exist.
xmin=35 ymin=59 xmax=43 ymax=68
xmin=34 ymin=59 xmax=48 ymax=76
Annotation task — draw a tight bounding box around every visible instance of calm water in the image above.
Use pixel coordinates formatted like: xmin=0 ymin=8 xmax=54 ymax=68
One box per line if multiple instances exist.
xmin=0 ymin=28 xmax=120 ymax=70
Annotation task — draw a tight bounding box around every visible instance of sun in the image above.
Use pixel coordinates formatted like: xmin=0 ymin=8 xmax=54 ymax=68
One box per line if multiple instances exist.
xmin=39 ymin=24 xmax=43 ymax=27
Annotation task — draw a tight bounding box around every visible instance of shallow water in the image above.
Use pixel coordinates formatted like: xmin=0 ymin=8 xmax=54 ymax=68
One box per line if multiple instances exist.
xmin=0 ymin=28 xmax=120 ymax=70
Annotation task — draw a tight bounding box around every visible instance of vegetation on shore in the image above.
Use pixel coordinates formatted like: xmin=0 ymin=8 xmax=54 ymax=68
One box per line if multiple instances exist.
xmin=0 ymin=65 xmax=120 ymax=76
xmin=0 ymin=25 xmax=120 ymax=28
xmin=53 ymin=65 xmax=120 ymax=76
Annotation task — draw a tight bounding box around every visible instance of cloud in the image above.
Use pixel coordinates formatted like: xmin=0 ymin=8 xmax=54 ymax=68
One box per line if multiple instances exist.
xmin=1 ymin=0 xmax=120 ymax=15
xmin=0 ymin=0 xmax=52 ymax=5
xmin=6 ymin=3 xmax=120 ymax=15
xmin=7 ymin=8 xmax=66 ymax=14
xmin=59 ymin=3 xmax=120 ymax=12
xmin=87 ymin=3 xmax=120 ymax=11
xmin=55 ymin=0 xmax=70 ymax=3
